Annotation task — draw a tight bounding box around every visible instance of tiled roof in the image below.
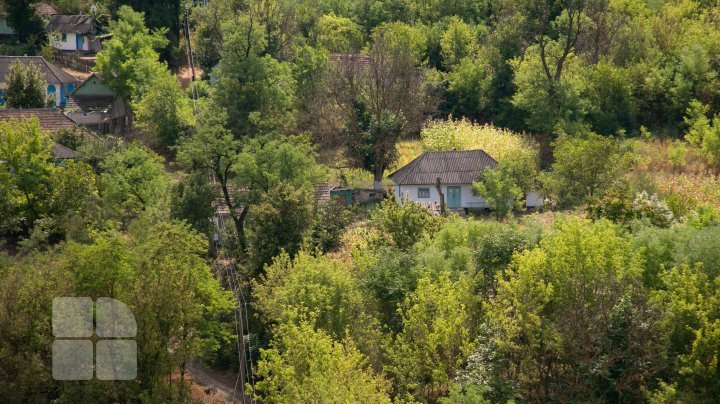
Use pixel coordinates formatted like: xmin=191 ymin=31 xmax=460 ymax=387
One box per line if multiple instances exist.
xmin=0 ymin=3 xmax=59 ymax=17
xmin=0 ymin=108 xmax=77 ymax=132
xmin=389 ymin=150 xmax=498 ymax=185
xmin=34 ymin=3 xmax=60 ymax=16
xmin=330 ymin=54 xmax=371 ymax=70
xmin=0 ymin=109 xmax=80 ymax=159
xmin=53 ymin=142 xmax=78 ymax=159
xmin=46 ymin=15 xmax=96 ymax=34
xmin=0 ymin=56 xmax=77 ymax=85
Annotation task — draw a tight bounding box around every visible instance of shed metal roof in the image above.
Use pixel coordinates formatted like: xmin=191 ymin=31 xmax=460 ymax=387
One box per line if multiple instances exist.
xmin=389 ymin=149 xmax=498 ymax=185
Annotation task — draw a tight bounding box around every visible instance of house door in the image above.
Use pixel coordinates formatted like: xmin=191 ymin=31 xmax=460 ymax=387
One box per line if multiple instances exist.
xmin=447 ymin=186 xmax=461 ymax=209
xmin=76 ymin=34 xmax=84 ymax=50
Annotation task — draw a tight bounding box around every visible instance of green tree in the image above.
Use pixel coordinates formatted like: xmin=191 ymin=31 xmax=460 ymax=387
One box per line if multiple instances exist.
xmin=371 ymin=198 xmax=443 ymax=249
xmin=540 ymin=133 xmax=634 ymax=208
xmin=253 ymin=252 xmax=368 ymax=340
xmin=439 ymin=17 xmax=477 ymax=68
xmin=247 ymin=182 xmax=314 ymax=272
xmin=95 ymin=6 xmax=169 ymax=102
xmin=5 ymin=60 xmax=46 ymax=108
xmin=510 ymin=43 xmax=588 ymax=132
xmin=653 ymin=264 xmax=720 ymax=401
xmin=3 ymin=0 xmax=44 ymax=44
xmin=100 ymin=142 xmax=169 ymax=223
xmin=387 ymin=272 xmax=477 ymax=401
xmin=482 ymin=218 xmax=663 ymax=402
xmin=130 ymin=221 xmax=233 ymax=397
xmin=0 ymin=118 xmax=54 ymax=234
xmin=253 ymin=321 xmax=391 ymax=403
xmin=213 ymin=17 xmax=296 ymax=137
xmin=133 ymin=72 xmax=194 ymax=147
xmin=109 ymin=0 xmax=181 ymax=63
xmin=312 ymin=13 xmax=363 ymax=53
xmin=328 ymin=22 xmax=439 ymax=189
xmin=472 ymin=162 xmax=523 ymax=219
xmin=684 ymin=99 xmax=712 ymax=147
xmin=170 ymin=172 xmax=216 ymax=243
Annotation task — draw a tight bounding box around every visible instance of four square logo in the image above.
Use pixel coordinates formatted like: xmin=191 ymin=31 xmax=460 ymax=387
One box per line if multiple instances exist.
xmin=52 ymin=297 xmax=137 ymax=380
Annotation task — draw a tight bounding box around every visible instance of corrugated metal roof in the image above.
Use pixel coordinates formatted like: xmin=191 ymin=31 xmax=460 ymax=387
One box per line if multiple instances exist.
xmin=0 ymin=56 xmax=77 ymax=85
xmin=389 ymin=149 xmax=498 ymax=185
xmin=46 ymin=15 xmax=95 ymax=34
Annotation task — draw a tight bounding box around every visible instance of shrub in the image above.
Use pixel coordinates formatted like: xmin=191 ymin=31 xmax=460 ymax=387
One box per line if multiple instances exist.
xmin=667 ymin=140 xmax=688 ymax=171
xmin=371 ymin=198 xmax=443 ymax=250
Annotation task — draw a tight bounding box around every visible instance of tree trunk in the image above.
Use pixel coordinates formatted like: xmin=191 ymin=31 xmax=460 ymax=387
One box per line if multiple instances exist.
xmin=435 ymin=178 xmax=445 ymax=215
xmin=373 ymin=166 xmax=384 ymax=191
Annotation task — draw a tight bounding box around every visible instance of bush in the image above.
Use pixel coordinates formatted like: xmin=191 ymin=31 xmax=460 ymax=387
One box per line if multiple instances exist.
xmin=371 ymin=198 xmax=443 ymax=250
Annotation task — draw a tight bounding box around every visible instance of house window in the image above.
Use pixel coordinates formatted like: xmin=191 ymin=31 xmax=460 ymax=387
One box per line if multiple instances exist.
xmin=418 ymin=188 xmax=430 ymax=198
xmin=61 ymin=33 xmax=67 ymax=41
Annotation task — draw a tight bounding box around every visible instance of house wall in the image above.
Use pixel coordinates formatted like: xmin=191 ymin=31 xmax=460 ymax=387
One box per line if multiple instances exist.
xmin=526 ymin=191 xmax=544 ymax=208
xmin=46 ymin=82 xmax=74 ymax=107
xmin=51 ymin=32 xmax=90 ymax=51
xmin=0 ymin=17 xmax=14 ymax=35
xmin=395 ymin=184 xmax=489 ymax=209
xmin=74 ymin=75 xmax=115 ymax=96
xmin=395 ymin=184 xmax=545 ymax=210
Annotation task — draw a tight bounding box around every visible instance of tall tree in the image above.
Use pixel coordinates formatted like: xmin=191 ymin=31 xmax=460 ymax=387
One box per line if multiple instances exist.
xmin=327 ymin=22 xmax=439 ymax=189
xmin=3 ymin=0 xmax=44 ymax=44
xmin=253 ymin=321 xmax=391 ymax=402
xmin=176 ymin=101 xmax=248 ymax=249
xmin=5 ymin=60 xmax=46 ymax=109
xmin=109 ymin=0 xmax=182 ymax=64
xmin=95 ymin=6 xmax=169 ymax=102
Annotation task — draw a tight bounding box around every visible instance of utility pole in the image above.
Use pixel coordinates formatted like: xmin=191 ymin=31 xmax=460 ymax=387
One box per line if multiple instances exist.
xmin=184 ymin=7 xmax=196 ymax=82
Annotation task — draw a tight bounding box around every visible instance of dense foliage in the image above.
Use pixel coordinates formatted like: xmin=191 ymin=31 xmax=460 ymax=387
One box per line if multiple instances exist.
xmin=2 ymin=0 xmax=720 ymax=402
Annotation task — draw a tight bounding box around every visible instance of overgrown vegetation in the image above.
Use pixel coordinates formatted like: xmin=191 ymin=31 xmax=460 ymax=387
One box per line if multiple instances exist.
xmin=2 ymin=0 xmax=720 ymax=402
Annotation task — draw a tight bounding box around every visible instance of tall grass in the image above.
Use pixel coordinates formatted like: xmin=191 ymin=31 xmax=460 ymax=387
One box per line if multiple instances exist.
xmin=419 ymin=118 xmax=539 ymax=167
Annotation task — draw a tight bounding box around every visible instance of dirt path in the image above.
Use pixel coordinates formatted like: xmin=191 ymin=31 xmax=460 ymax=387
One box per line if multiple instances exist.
xmin=188 ymin=361 xmax=252 ymax=403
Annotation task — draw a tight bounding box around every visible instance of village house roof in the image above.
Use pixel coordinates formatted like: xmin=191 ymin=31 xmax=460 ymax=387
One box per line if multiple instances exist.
xmin=329 ymin=54 xmax=370 ymax=70
xmin=0 ymin=56 xmax=77 ymax=85
xmin=0 ymin=3 xmax=59 ymax=17
xmin=0 ymin=108 xmax=80 ymax=159
xmin=389 ymin=149 xmax=498 ymax=185
xmin=46 ymin=15 xmax=96 ymax=34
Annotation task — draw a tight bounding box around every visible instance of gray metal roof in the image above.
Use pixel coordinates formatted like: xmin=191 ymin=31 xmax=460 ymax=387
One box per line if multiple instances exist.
xmin=46 ymin=15 xmax=95 ymax=34
xmin=0 ymin=56 xmax=77 ymax=85
xmin=389 ymin=149 xmax=498 ymax=185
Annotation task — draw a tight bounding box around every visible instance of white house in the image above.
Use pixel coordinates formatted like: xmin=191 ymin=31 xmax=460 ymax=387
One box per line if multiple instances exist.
xmin=389 ymin=149 xmax=543 ymax=211
xmin=46 ymin=15 xmax=97 ymax=52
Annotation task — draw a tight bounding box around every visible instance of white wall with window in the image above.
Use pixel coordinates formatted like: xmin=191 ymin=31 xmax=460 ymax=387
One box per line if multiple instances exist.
xmin=394 ymin=184 xmax=489 ymax=209
xmin=50 ymin=32 xmax=90 ymax=51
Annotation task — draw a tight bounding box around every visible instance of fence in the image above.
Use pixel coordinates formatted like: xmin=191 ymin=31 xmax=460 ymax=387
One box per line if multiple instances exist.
xmin=52 ymin=53 xmax=94 ymax=73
